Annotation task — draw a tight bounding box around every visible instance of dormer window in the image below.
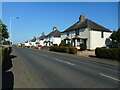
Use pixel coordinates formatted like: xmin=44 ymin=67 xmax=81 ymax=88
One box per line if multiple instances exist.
xmin=67 ymin=32 xmax=69 ymax=36
xmin=75 ymin=30 xmax=79 ymax=35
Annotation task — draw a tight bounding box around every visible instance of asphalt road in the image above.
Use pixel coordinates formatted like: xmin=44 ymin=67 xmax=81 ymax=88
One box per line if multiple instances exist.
xmin=8 ymin=46 xmax=119 ymax=88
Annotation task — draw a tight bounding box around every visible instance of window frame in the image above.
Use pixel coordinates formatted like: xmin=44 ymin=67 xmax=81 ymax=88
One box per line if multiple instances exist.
xmin=75 ymin=30 xmax=80 ymax=35
xmin=67 ymin=32 xmax=70 ymax=36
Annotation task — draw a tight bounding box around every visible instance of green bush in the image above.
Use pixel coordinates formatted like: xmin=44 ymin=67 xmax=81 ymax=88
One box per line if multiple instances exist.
xmin=50 ymin=46 xmax=77 ymax=54
xmin=65 ymin=42 xmax=71 ymax=47
xmin=53 ymin=44 xmax=58 ymax=46
xmin=63 ymin=47 xmax=69 ymax=53
xmin=95 ymin=48 xmax=120 ymax=60
xmin=80 ymin=43 xmax=87 ymax=51
xmin=59 ymin=41 xmax=66 ymax=46
xmin=69 ymin=47 xmax=77 ymax=54
xmin=25 ymin=46 xmax=30 ymax=48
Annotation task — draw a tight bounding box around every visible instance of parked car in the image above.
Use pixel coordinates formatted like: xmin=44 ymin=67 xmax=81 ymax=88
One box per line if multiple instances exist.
xmin=37 ymin=45 xmax=43 ymax=47
xmin=106 ymin=44 xmax=118 ymax=48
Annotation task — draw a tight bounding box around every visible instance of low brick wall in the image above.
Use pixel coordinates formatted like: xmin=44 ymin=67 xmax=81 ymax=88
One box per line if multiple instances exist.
xmin=77 ymin=51 xmax=95 ymax=56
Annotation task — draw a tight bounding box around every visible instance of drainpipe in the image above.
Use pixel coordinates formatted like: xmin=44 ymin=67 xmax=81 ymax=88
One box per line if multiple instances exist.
xmin=88 ymin=27 xmax=91 ymax=50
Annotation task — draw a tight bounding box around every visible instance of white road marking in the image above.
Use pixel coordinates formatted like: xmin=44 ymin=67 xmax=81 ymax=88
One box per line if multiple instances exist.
xmin=99 ymin=73 xmax=120 ymax=82
xmin=41 ymin=54 xmax=47 ymax=56
xmin=40 ymin=54 xmax=49 ymax=57
xmin=40 ymin=54 xmax=75 ymax=66
xmin=52 ymin=58 xmax=75 ymax=66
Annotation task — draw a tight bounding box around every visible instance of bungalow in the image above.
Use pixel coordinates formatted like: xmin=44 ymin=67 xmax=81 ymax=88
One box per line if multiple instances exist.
xmin=61 ymin=15 xmax=112 ymax=50
xmin=36 ymin=33 xmax=45 ymax=46
xmin=44 ymin=27 xmax=61 ymax=46
xmin=28 ymin=36 xmax=37 ymax=47
xmin=23 ymin=41 xmax=30 ymax=46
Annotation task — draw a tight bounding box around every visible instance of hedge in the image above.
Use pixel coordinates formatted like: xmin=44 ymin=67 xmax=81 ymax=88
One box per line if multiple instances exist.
xmin=95 ymin=48 xmax=120 ymax=60
xmin=0 ymin=47 xmax=9 ymax=63
xmin=50 ymin=46 xmax=77 ymax=54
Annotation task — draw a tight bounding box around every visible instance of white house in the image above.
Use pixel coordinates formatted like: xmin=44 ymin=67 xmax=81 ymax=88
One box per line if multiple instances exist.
xmin=23 ymin=37 xmax=37 ymax=47
xmin=30 ymin=37 xmax=37 ymax=46
xmin=36 ymin=33 xmax=45 ymax=46
xmin=44 ymin=27 xmax=61 ymax=46
xmin=61 ymin=15 xmax=112 ymax=50
xmin=23 ymin=41 xmax=30 ymax=46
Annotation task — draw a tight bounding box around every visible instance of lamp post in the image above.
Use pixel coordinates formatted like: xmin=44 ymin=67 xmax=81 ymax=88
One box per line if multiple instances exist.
xmin=10 ymin=17 xmax=19 ymax=46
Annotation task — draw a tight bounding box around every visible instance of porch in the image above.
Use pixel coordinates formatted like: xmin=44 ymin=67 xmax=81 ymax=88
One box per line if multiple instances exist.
xmin=64 ymin=36 xmax=87 ymax=49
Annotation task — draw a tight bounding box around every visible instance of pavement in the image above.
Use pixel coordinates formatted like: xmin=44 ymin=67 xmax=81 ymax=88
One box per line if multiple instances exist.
xmin=4 ymin=46 xmax=120 ymax=88
xmin=77 ymin=51 xmax=119 ymax=68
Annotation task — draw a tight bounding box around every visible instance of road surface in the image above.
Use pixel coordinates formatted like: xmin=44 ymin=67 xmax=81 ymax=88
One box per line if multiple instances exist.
xmin=6 ymin=46 xmax=120 ymax=88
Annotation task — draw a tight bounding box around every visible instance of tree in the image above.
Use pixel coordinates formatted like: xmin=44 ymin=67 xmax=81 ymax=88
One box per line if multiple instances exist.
xmin=116 ymin=28 xmax=120 ymax=47
xmin=59 ymin=40 xmax=66 ymax=46
xmin=0 ymin=19 xmax=9 ymax=41
xmin=105 ymin=38 xmax=112 ymax=46
xmin=80 ymin=43 xmax=87 ymax=51
xmin=65 ymin=42 xmax=71 ymax=47
xmin=110 ymin=30 xmax=117 ymax=44
xmin=110 ymin=28 xmax=120 ymax=48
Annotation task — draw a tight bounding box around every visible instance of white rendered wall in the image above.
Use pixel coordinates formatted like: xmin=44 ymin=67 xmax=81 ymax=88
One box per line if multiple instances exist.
xmin=61 ymin=28 xmax=90 ymax=49
xmin=39 ymin=40 xmax=44 ymax=46
xmin=53 ymin=37 xmax=61 ymax=45
xmin=79 ymin=28 xmax=90 ymax=49
xmin=90 ymin=30 xmax=112 ymax=49
xmin=24 ymin=43 xmax=30 ymax=46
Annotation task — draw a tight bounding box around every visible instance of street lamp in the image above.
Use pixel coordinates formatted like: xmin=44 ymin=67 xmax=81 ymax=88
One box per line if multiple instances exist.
xmin=10 ymin=17 xmax=19 ymax=46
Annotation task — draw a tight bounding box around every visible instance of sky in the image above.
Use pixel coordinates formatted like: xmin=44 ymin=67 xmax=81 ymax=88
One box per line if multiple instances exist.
xmin=2 ymin=2 xmax=118 ymax=44
xmin=2 ymin=0 xmax=120 ymax=2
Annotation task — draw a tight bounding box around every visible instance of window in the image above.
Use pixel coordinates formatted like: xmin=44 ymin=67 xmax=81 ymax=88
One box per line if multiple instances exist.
xmin=101 ymin=31 xmax=104 ymax=38
xmin=67 ymin=32 xmax=69 ymax=36
xmin=75 ymin=30 xmax=79 ymax=35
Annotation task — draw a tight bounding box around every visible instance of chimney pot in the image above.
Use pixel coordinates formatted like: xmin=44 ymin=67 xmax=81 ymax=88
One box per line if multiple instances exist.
xmin=79 ymin=15 xmax=85 ymax=22
xmin=53 ymin=27 xmax=57 ymax=31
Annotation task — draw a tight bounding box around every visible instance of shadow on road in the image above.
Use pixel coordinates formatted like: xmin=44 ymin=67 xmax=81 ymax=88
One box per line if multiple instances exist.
xmin=10 ymin=55 xmax=17 ymax=59
xmin=2 ymin=71 xmax=14 ymax=90
xmin=2 ymin=47 xmax=16 ymax=90
xmin=89 ymin=55 xmax=97 ymax=58
xmin=2 ymin=47 xmax=15 ymax=71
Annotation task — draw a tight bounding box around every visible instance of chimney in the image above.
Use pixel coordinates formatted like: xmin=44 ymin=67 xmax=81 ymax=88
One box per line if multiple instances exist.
xmin=79 ymin=15 xmax=85 ymax=22
xmin=42 ymin=32 xmax=45 ymax=36
xmin=53 ymin=27 xmax=57 ymax=31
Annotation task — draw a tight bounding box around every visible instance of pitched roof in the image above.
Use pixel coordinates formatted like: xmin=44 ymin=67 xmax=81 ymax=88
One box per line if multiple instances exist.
xmin=30 ymin=37 xmax=36 ymax=42
xmin=64 ymin=37 xmax=71 ymax=40
xmin=24 ymin=41 xmax=28 ymax=43
xmin=46 ymin=30 xmax=61 ymax=37
xmin=62 ymin=19 xmax=111 ymax=33
xmin=37 ymin=35 xmax=45 ymax=40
